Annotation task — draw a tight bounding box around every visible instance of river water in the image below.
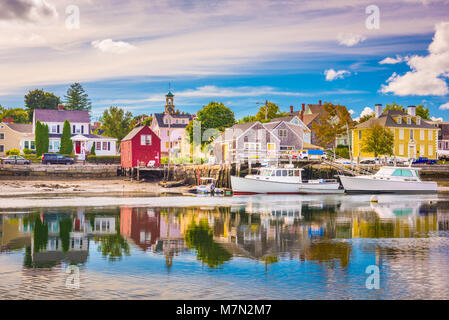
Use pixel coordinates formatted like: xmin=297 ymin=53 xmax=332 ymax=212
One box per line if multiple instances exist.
xmin=1 ymin=193 xmax=449 ymax=300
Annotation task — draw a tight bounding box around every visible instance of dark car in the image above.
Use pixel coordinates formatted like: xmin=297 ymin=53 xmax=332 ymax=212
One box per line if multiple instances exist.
xmin=42 ymin=153 xmax=74 ymax=165
xmin=412 ymin=157 xmax=437 ymax=165
xmin=1 ymin=155 xmax=31 ymax=165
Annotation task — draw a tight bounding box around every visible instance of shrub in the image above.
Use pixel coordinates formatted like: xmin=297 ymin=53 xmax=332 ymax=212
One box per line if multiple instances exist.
xmin=6 ymin=148 xmax=20 ymax=155
xmin=22 ymin=148 xmax=34 ymax=155
xmin=335 ymin=146 xmax=350 ymax=159
xmin=86 ymin=155 xmax=121 ymax=164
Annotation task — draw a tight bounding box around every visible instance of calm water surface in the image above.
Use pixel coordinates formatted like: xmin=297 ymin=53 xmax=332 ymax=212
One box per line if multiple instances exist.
xmin=1 ymin=194 xmax=449 ymax=300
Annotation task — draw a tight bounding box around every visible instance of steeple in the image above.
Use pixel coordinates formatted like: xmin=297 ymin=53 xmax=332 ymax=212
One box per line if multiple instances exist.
xmin=165 ymin=91 xmax=175 ymax=114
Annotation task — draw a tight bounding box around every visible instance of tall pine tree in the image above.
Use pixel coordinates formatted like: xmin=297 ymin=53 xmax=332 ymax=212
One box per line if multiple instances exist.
xmin=42 ymin=124 xmax=49 ymax=154
xmin=60 ymin=120 xmax=73 ymax=154
xmin=35 ymin=121 xmax=42 ymax=156
xmin=64 ymin=83 xmax=92 ymax=111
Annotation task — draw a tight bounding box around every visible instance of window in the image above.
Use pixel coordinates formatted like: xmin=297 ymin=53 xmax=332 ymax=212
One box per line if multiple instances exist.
xmin=410 ymin=129 xmax=413 ymax=140
xmin=399 ymin=144 xmax=404 ymax=155
xmin=279 ymin=129 xmax=288 ymax=137
xmin=420 ymin=129 xmax=424 ymax=140
xmin=420 ymin=144 xmax=424 ymax=155
xmin=96 ymin=142 xmax=101 ymax=150
xmin=0 ymin=145 xmax=4 ymax=153
xmin=407 ymin=117 xmax=411 ymax=125
xmin=282 ymin=170 xmax=287 ymax=176
xmin=51 ymin=125 xmax=57 ymax=133
xmin=25 ymin=141 xmax=29 ymax=149
xmin=446 ymin=141 xmax=449 ymax=149
xmin=358 ymin=130 xmax=362 ymax=140
xmin=288 ymin=170 xmax=293 ymax=176
xmin=276 ymin=170 xmax=282 ymax=176
xmin=428 ymin=130 xmax=433 ymax=141
xmin=392 ymin=169 xmax=413 ymax=177
xmin=428 ymin=145 xmax=433 ymax=156
xmin=31 ymin=141 xmax=35 ymax=150
xmin=417 ymin=118 xmax=421 ymax=125
xmin=0 ymin=133 xmax=4 ymax=139
xmin=141 ymin=135 xmax=152 ymax=146
xmin=397 ymin=117 xmax=402 ymax=124
xmin=176 ymin=120 xmax=179 ymax=124
xmin=399 ymin=129 xmax=404 ymax=140
xmin=54 ymin=140 xmax=60 ymax=151
xmin=103 ymin=142 xmax=108 ymax=150
xmin=166 ymin=142 xmax=169 ymax=148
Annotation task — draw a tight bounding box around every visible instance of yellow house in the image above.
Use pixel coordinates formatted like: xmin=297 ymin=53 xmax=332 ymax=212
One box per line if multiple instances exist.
xmin=352 ymin=105 xmax=439 ymax=160
xmin=0 ymin=122 xmax=34 ymax=157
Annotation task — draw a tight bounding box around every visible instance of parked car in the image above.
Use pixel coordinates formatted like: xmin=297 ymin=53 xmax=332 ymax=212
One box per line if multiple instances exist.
xmin=1 ymin=155 xmax=31 ymax=165
xmin=412 ymin=157 xmax=437 ymax=165
xmin=42 ymin=153 xmax=74 ymax=165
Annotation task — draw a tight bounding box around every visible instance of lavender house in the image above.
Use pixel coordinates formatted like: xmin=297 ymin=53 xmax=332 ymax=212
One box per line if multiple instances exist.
xmin=33 ymin=105 xmax=117 ymax=157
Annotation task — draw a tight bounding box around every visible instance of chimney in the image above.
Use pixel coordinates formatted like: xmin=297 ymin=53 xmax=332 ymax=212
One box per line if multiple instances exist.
xmin=290 ymin=105 xmax=294 ymax=114
xmin=58 ymin=104 xmax=64 ymax=111
xmin=319 ymin=100 xmax=322 ymax=106
xmin=375 ymin=104 xmax=382 ymax=118
xmin=408 ymin=105 xmax=416 ymax=117
xmin=302 ymin=103 xmax=305 ymax=112
xmin=94 ymin=122 xmax=101 ymax=127
xmin=2 ymin=117 xmax=14 ymax=124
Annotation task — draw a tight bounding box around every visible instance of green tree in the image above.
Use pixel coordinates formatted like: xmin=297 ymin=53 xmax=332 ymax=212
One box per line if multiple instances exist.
xmin=362 ymin=124 xmax=394 ymax=158
xmin=311 ymin=103 xmax=353 ymax=149
xmin=64 ymin=83 xmax=92 ymax=111
xmin=416 ymin=104 xmax=430 ymax=120
xmin=99 ymin=106 xmax=134 ymax=144
xmin=358 ymin=113 xmax=375 ymax=124
xmin=0 ymin=107 xmax=29 ymax=123
xmin=237 ymin=115 xmax=257 ymax=124
xmin=35 ymin=121 xmax=43 ymax=156
xmin=24 ymin=89 xmax=61 ymax=120
xmin=42 ymin=123 xmax=49 ymax=154
xmin=90 ymin=143 xmax=96 ymax=156
xmin=60 ymin=120 xmax=73 ymax=154
xmin=254 ymin=101 xmax=288 ymax=122
xmin=384 ymin=102 xmax=405 ymax=112
xmin=186 ymin=102 xmax=235 ymax=146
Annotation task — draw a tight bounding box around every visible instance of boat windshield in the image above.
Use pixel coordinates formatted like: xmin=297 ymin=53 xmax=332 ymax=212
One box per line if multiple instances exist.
xmin=259 ymin=169 xmax=301 ymax=177
xmin=392 ymin=169 xmax=414 ymax=177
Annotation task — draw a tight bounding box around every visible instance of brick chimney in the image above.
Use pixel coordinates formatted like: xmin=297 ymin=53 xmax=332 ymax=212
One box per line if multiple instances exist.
xmin=290 ymin=105 xmax=294 ymax=114
xmin=58 ymin=104 xmax=64 ymax=111
xmin=2 ymin=117 xmax=14 ymax=124
xmin=94 ymin=122 xmax=101 ymax=127
xmin=319 ymin=100 xmax=322 ymax=106
xmin=300 ymin=103 xmax=305 ymax=121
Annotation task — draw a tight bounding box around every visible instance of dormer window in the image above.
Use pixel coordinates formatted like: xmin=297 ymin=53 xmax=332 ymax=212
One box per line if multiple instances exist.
xmin=416 ymin=118 xmax=421 ymax=125
xmin=397 ymin=117 xmax=402 ymax=124
xmin=407 ymin=117 xmax=411 ymax=125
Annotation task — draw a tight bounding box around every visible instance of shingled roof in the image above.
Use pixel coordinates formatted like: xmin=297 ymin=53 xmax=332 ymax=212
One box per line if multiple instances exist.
xmin=34 ymin=109 xmax=90 ymax=123
xmin=5 ymin=123 xmax=32 ymax=133
xmin=153 ymin=113 xmax=193 ymax=128
xmin=355 ymin=109 xmax=436 ymax=129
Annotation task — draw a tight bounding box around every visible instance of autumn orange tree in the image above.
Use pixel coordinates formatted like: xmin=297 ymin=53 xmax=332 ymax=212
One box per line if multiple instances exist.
xmin=311 ymin=103 xmax=354 ymax=152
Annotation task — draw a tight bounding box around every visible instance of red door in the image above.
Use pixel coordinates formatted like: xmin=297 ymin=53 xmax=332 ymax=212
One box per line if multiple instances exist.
xmin=75 ymin=141 xmax=81 ymax=154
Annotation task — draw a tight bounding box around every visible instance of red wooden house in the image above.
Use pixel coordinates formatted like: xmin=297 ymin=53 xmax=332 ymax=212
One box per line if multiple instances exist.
xmin=121 ymin=125 xmax=161 ymax=168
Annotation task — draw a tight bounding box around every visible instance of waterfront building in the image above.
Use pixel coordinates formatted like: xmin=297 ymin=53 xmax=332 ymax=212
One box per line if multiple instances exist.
xmin=33 ymin=105 xmax=117 ymax=158
xmin=120 ymin=125 xmax=161 ymax=168
xmin=351 ymin=104 xmax=439 ymax=160
xmin=150 ymin=91 xmax=195 ymax=159
xmin=427 ymin=120 xmax=449 ymax=159
xmin=0 ymin=120 xmax=34 ymax=157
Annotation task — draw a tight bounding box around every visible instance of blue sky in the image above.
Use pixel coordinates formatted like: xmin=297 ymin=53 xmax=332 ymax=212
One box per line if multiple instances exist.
xmin=1 ymin=0 xmax=449 ymax=121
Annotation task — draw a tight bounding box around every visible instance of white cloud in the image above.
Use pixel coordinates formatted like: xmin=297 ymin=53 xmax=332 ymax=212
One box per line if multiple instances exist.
xmin=91 ymin=39 xmax=136 ymax=54
xmin=0 ymin=0 xmax=58 ymax=23
xmin=348 ymin=109 xmax=355 ymax=115
xmin=379 ymin=55 xmax=408 ymax=64
xmin=439 ymin=102 xmax=449 ymax=110
xmin=324 ymin=69 xmax=350 ymax=81
xmin=360 ymin=106 xmax=375 ymax=118
xmin=337 ymin=33 xmax=367 ymax=47
xmin=381 ymin=21 xmax=449 ymax=96
xmin=431 ymin=116 xmax=443 ymax=121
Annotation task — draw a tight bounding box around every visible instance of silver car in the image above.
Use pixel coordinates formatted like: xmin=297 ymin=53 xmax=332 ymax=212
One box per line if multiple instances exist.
xmin=1 ymin=155 xmax=31 ymax=165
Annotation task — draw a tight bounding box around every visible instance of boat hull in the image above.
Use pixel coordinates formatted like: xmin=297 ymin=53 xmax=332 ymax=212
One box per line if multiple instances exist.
xmin=339 ymin=175 xmax=438 ymax=194
xmin=231 ymin=176 xmax=341 ymax=195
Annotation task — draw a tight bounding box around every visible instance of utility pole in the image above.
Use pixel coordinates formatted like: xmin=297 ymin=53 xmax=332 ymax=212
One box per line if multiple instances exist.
xmin=256 ymin=100 xmax=269 ymax=121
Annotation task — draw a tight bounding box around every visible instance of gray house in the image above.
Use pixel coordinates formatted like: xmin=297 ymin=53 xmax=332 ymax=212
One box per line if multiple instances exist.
xmin=213 ymin=118 xmax=310 ymax=164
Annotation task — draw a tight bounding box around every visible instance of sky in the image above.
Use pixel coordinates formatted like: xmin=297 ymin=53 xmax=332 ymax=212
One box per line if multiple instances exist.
xmin=1 ymin=0 xmax=449 ymax=122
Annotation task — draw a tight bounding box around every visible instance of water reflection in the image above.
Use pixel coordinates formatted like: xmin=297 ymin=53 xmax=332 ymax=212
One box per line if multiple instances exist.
xmin=2 ymin=197 xmax=449 ymax=299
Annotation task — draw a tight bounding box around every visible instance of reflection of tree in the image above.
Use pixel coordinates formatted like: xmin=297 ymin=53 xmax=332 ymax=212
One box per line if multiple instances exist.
xmin=303 ymin=241 xmax=352 ymax=268
xmin=185 ymin=219 xmax=232 ymax=268
xmin=95 ymin=216 xmax=130 ymax=261
xmin=59 ymin=217 xmax=73 ymax=253
xmin=33 ymin=216 xmax=48 ymax=253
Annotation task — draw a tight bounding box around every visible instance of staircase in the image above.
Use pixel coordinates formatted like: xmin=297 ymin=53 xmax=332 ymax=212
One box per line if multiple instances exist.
xmin=321 ymin=160 xmax=374 ymax=176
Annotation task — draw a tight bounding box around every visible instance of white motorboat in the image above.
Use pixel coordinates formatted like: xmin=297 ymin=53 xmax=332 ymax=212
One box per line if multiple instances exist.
xmin=339 ymin=166 xmax=438 ymax=194
xmin=231 ymin=166 xmax=342 ymax=195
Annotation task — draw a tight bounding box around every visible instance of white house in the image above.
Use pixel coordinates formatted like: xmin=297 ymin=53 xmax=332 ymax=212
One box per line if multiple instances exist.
xmin=33 ymin=105 xmax=117 ymax=157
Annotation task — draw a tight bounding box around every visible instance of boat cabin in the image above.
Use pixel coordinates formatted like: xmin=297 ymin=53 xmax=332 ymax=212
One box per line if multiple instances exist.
xmin=374 ymin=167 xmax=420 ymax=181
xmin=250 ymin=167 xmax=303 ymax=183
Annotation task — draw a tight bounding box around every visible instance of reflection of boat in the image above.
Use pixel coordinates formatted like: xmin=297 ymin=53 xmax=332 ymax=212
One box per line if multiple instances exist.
xmin=188 ymin=178 xmax=226 ymax=194
xmin=231 ymin=166 xmax=341 ymax=195
xmin=370 ymin=202 xmax=420 ymax=219
xmin=339 ymin=167 xmax=438 ymax=194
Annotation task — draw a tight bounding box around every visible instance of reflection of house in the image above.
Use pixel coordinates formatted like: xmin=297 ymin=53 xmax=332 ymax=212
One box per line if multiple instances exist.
xmin=120 ymin=207 xmax=161 ymax=251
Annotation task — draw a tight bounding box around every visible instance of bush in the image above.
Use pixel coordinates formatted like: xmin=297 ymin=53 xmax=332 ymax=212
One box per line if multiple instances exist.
xmin=22 ymin=154 xmax=42 ymax=162
xmin=22 ymin=148 xmax=34 ymax=155
xmin=335 ymin=146 xmax=350 ymax=159
xmin=86 ymin=155 xmax=121 ymax=164
xmin=6 ymin=149 xmax=20 ymax=155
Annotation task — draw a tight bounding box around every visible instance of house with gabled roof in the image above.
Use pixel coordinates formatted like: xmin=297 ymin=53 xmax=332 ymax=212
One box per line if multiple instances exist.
xmin=121 ymin=125 xmax=161 ymax=168
xmin=352 ymin=104 xmax=439 ymax=160
xmin=0 ymin=121 xmax=34 ymax=156
xmin=150 ymin=91 xmax=194 ymax=158
xmin=33 ymin=104 xmax=117 ymax=158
